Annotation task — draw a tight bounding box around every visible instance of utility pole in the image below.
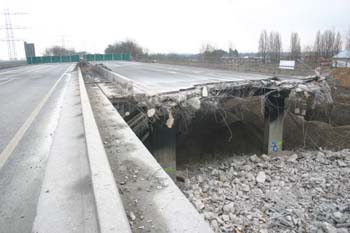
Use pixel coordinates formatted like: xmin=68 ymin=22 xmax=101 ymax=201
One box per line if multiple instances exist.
xmin=58 ymin=35 xmax=71 ymax=51
xmin=0 ymin=9 xmax=28 ymax=60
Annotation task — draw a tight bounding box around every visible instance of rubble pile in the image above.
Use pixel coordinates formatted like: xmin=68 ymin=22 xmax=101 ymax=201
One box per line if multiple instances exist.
xmin=178 ymin=150 xmax=350 ymax=233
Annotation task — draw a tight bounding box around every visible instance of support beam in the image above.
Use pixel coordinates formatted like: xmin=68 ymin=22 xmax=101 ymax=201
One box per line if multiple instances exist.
xmin=263 ymin=91 xmax=290 ymax=154
xmin=151 ymin=116 xmax=176 ymax=180
xmin=112 ymin=100 xmax=136 ymax=117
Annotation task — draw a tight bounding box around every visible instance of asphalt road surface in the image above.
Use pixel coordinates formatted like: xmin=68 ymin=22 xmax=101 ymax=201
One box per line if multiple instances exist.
xmin=0 ymin=64 xmax=98 ymax=233
xmin=0 ymin=64 xmax=71 ymax=152
xmin=99 ymin=61 xmax=274 ymax=94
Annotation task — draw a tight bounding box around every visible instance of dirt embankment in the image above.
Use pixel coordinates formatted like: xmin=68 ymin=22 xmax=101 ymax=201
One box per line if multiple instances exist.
xmin=332 ymin=68 xmax=350 ymax=89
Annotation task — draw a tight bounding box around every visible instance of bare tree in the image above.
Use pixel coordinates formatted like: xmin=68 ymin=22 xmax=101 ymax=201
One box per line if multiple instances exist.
xmin=322 ymin=30 xmax=336 ymax=58
xmin=44 ymin=46 xmax=76 ymax=56
xmin=271 ymin=31 xmax=282 ymax=61
xmin=258 ymin=30 xmax=268 ymax=63
xmin=313 ymin=30 xmax=342 ymax=58
xmin=267 ymin=31 xmax=282 ymax=62
xmin=268 ymin=31 xmax=274 ymax=61
xmin=345 ymin=28 xmax=350 ymax=51
xmin=314 ymin=30 xmax=322 ymax=58
xmin=105 ymin=39 xmax=144 ymax=59
xmin=199 ymin=43 xmax=229 ymax=62
xmin=290 ymin=32 xmax=301 ymax=60
xmin=333 ymin=32 xmax=342 ymax=55
xmin=200 ymin=43 xmax=216 ymax=54
xmin=303 ymin=45 xmax=313 ymax=56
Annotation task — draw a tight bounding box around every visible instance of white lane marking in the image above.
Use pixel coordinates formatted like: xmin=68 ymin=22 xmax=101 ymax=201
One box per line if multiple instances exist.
xmin=144 ymin=67 xmax=175 ymax=74
xmin=0 ymin=64 xmax=74 ymax=170
xmin=0 ymin=79 xmax=13 ymax=86
xmin=0 ymin=69 xmax=22 ymax=75
xmin=0 ymin=64 xmax=50 ymax=76
xmin=0 ymin=66 xmax=35 ymax=75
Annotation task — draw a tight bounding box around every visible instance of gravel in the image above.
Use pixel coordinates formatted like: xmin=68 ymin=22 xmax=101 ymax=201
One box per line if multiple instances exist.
xmin=177 ymin=149 xmax=350 ymax=233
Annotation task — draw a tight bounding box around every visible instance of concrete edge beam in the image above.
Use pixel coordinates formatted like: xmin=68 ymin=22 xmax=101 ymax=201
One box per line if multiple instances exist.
xmin=78 ymin=66 xmax=132 ymax=233
xmin=95 ymin=65 xmax=133 ymax=93
xmin=89 ymin=80 xmax=214 ymax=233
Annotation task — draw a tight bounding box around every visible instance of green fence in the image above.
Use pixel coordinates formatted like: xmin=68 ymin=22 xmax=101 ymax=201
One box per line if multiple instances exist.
xmin=26 ymin=55 xmax=80 ymax=64
xmin=83 ymin=53 xmax=130 ymax=61
xmin=26 ymin=53 xmax=130 ymax=64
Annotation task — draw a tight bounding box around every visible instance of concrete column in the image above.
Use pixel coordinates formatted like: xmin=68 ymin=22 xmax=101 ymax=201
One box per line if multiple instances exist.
xmin=151 ymin=116 xmax=176 ymax=180
xmin=263 ymin=91 xmax=289 ymax=154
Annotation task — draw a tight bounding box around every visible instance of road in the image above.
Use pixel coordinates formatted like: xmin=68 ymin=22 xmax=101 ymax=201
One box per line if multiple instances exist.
xmin=0 ymin=60 xmax=27 ymax=70
xmin=0 ymin=64 xmax=70 ymax=152
xmin=0 ymin=64 xmax=97 ymax=233
xmin=100 ymin=61 xmax=275 ymax=94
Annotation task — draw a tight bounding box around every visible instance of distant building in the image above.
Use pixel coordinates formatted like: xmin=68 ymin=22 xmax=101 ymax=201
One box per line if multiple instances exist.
xmin=24 ymin=42 xmax=35 ymax=58
xmin=332 ymin=50 xmax=350 ymax=68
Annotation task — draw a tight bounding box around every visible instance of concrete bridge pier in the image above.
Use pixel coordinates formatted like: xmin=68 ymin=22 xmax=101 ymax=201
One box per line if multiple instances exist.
xmin=263 ymin=90 xmax=290 ymax=154
xmin=151 ymin=113 xmax=177 ymax=180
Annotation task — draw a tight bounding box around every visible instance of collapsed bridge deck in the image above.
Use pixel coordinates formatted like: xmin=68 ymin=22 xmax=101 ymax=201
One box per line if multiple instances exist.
xmin=93 ymin=61 xmax=311 ymax=95
xmin=82 ymin=61 xmax=332 ymax=179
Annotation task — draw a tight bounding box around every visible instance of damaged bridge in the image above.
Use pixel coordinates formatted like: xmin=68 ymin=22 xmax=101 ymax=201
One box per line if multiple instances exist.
xmin=0 ymin=60 xmax=335 ymax=233
xmin=81 ymin=61 xmax=332 ymax=180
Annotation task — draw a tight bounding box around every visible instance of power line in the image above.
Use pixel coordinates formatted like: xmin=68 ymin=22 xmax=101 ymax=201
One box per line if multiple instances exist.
xmin=57 ymin=35 xmax=71 ymax=49
xmin=0 ymin=26 xmax=29 ymax=29
xmin=0 ymin=8 xmax=29 ymax=60
xmin=0 ymin=39 xmax=22 ymax=41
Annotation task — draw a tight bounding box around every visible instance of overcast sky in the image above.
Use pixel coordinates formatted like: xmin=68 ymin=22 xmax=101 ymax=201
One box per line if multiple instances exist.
xmin=1 ymin=0 xmax=349 ymax=60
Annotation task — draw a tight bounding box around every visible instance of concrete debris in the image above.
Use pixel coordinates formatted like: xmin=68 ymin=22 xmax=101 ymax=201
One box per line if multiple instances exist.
xmin=290 ymin=78 xmax=333 ymax=115
xmin=202 ymin=86 xmax=208 ymax=97
xmin=178 ymin=149 xmax=350 ymax=233
xmin=147 ymin=108 xmax=156 ymax=117
xmin=319 ymin=222 xmax=337 ymax=233
xmin=128 ymin=211 xmax=136 ymax=221
xmin=338 ymin=160 xmax=347 ymax=167
xmin=187 ymin=97 xmax=201 ymax=110
xmin=256 ymin=171 xmax=266 ymax=183
xmin=223 ymin=202 xmax=234 ymax=213
xmin=287 ymin=153 xmax=298 ymax=163
xmin=166 ymin=110 xmax=174 ymax=128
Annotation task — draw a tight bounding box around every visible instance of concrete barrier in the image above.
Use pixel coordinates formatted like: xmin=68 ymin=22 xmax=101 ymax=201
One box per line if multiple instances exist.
xmin=94 ymin=64 xmax=133 ymax=94
xmin=78 ymin=67 xmax=132 ymax=233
